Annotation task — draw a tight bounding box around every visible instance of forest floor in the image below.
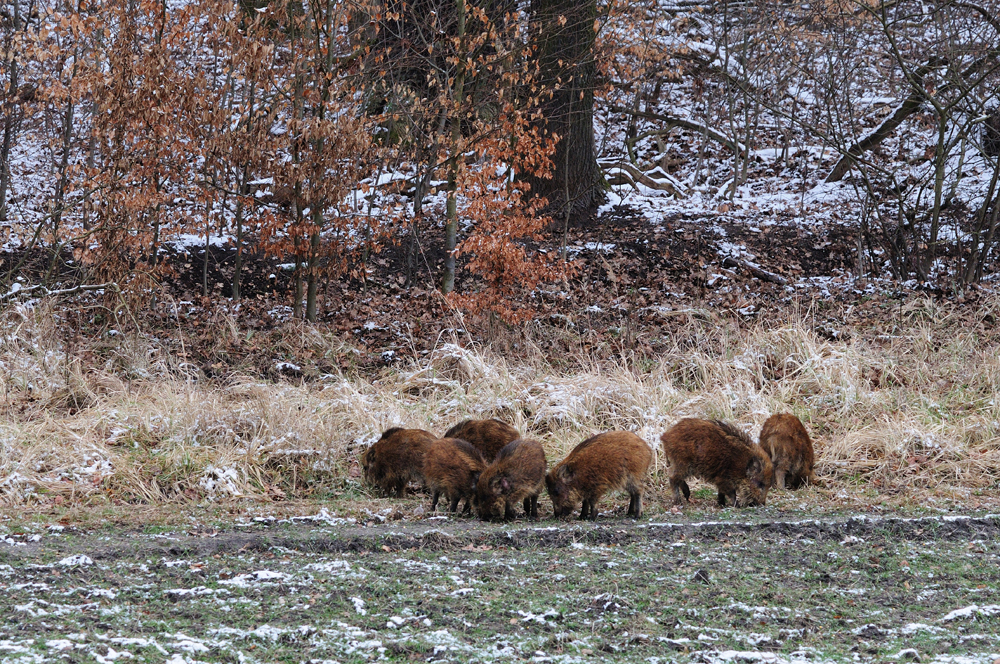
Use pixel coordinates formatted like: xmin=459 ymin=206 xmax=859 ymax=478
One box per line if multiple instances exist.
xmin=2 ymin=200 xmax=910 ymax=377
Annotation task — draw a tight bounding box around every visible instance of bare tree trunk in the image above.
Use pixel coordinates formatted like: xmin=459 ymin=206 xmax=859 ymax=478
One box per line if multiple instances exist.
xmin=306 ymin=209 xmax=322 ymax=321
xmin=0 ymin=0 xmax=22 ymax=223
xmin=203 ymin=188 xmax=212 ymax=298
xmin=441 ymin=0 xmax=466 ymax=294
xmin=233 ymin=164 xmax=248 ymax=301
xmin=526 ymin=0 xmax=605 ymax=220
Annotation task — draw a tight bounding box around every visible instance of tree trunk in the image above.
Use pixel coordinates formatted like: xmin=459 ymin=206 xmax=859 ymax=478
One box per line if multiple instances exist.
xmin=203 ymin=194 xmax=211 ymax=298
xmin=0 ymin=0 xmax=22 ymax=223
xmin=233 ymin=164 xmax=248 ymax=301
xmin=306 ymin=209 xmax=322 ymax=322
xmin=526 ymin=0 xmax=605 ymax=221
xmin=441 ymin=0 xmax=466 ymax=295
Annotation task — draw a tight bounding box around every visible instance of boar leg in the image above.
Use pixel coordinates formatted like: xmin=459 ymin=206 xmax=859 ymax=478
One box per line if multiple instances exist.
xmin=395 ymin=481 xmax=406 ymax=499
xmin=628 ymin=491 xmax=643 ymax=518
xmin=504 ymin=502 xmax=516 ymax=520
xmin=578 ymin=499 xmax=591 ymax=520
xmin=588 ymin=499 xmax=600 ymax=521
xmin=528 ymin=495 xmax=539 ymax=518
xmin=449 ymin=496 xmax=461 ymax=513
xmin=669 ymin=477 xmax=690 ymax=505
xmin=774 ymin=469 xmax=787 ymax=490
xmin=461 ymin=497 xmax=473 ymax=515
xmin=430 ymin=491 xmax=441 ymax=512
xmin=523 ymin=497 xmax=532 ymax=516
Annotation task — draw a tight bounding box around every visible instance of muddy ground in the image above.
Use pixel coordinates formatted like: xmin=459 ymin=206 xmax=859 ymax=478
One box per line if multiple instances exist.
xmin=2 ymin=507 xmax=998 ymax=664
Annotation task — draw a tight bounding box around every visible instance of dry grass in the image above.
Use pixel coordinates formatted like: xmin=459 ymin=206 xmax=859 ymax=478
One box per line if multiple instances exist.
xmin=2 ymin=296 xmax=1000 ymax=509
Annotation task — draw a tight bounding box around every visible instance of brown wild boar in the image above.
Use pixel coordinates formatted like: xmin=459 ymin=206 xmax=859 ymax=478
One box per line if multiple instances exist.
xmin=475 ymin=439 xmax=547 ymax=521
xmin=361 ymin=428 xmax=436 ymax=497
xmin=660 ymin=418 xmax=773 ymax=508
xmin=545 ymin=431 xmax=652 ymax=520
xmin=422 ymin=437 xmax=487 ymax=514
xmin=443 ymin=419 xmax=520 ymax=461
xmin=759 ymin=413 xmax=818 ymax=489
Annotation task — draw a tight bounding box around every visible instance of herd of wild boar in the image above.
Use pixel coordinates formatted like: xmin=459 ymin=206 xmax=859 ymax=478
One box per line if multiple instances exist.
xmin=360 ymin=414 xmax=818 ymax=521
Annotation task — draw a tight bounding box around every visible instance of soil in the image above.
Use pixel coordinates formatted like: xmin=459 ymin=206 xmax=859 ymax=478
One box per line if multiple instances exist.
xmin=2 ymin=509 xmax=998 ymax=663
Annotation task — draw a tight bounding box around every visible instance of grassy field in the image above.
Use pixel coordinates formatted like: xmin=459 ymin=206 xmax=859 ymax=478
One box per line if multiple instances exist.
xmin=3 ymin=296 xmax=1000 ymax=510
xmin=1 ymin=506 xmax=999 ymax=664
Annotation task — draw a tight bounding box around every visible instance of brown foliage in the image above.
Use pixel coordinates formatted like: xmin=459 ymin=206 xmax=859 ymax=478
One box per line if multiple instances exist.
xmin=660 ymin=418 xmax=773 ymax=508
xmin=545 ymin=431 xmax=652 ymax=520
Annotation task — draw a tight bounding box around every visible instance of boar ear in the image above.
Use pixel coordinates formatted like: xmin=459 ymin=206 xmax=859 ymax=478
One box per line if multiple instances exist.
xmin=500 ymin=477 xmax=511 ymax=492
xmin=471 ymin=472 xmax=481 ymax=491
xmin=748 ymin=457 xmax=761 ymax=476
xmin=557 ymin=464 xmax=574 ymax=480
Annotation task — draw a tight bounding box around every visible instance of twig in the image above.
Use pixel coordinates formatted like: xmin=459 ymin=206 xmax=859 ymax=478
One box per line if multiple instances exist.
xmin=607 ymin=104 xmax=748 ymax=158
xmin=0 ymin=282 xmax=120 ymax=304
xmin=721 ymin=256 xmax=788 ymax=285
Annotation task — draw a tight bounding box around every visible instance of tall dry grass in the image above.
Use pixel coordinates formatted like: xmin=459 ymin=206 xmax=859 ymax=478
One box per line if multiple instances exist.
xmin=2 ymin=296 xmax=999 ymax=507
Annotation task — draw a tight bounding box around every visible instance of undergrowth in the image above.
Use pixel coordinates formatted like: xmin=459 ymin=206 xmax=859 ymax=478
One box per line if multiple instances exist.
xmin=2 ymin=295 xmax=1000 ymax=509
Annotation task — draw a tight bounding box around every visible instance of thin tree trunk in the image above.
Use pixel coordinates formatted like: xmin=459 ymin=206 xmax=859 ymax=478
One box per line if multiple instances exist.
xmin=441 ymin=0 xmax=466 ymax=295
xmin=233 ymin=164 xmax=248 ymax=301
xmin=50 ymin=96 xmax=75 ymax=276
xmin=202 ymin=192 xmax=212 ymax=297
xmin=306 ymin=209 xmax=322 ymax=321
xmin=0 ymin=0 xmax=22 ymax=223
xmin=293 ymin=233 xmax=304 ymax=319
xmin=964 ymin=154 xmax=1000 ymax=284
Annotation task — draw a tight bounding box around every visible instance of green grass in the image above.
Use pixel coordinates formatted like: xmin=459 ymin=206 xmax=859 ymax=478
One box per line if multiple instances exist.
xmin=1 ymin=514 xmax=998 ymax=663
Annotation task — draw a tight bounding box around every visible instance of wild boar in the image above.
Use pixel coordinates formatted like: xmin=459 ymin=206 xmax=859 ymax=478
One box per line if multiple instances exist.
xmin=361 ymin=428 xmax=436 ymax=497
xmin=443 ymin=419 xmax=520 ymax=461
xmin=422 ymin=437 xmax=487 ymax=514
xmin=660 ymin=418 xmax=773 ymax=507
xmin=545 ymin=431 xmax=652 ymax=520
xmin=759 ymin=413 xmax=818 ymax=489
xmin=475 ymin=439 xmax=547 ymax=521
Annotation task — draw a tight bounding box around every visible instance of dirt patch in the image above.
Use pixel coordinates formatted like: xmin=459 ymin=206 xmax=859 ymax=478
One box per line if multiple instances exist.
xmin=4 ymin=512 xmax=998 ymax=563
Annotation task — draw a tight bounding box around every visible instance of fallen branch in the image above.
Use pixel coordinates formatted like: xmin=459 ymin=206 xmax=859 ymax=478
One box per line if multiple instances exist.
xmin=0 ymin=282 xmax=121 ymax=304
xmin=824 ymin=61 xmax=938 ymax=183
xmin=603 ymin=160 xmax=690 ymax=198
xmin=721 ymin=256 xmax=788 ymax=285
xmin=826 ymin=53 xmax=999 ymax=182
xmin=607 ymin=104 xmax=748 ymax=158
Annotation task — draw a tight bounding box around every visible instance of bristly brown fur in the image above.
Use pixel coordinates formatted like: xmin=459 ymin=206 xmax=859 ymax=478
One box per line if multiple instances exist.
xmin=422 ymin=438 xmax=487 ymax=514
xmin=759 ymin=413 xmax=818 ymax=489
xmin=660 ymin=418 xmax=773 ymax=508
xmin=476 ymin=439 xmax=547 ymax=521
xmin=711 ymin=420 xmax=755 ymax=447
xmin=361 ymin=428 xmax=436 ymax=498
xmin=443 ymin=419 xmax=520 ymax=461
xmin=545 ymin=431 xmax=652 ymax=521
